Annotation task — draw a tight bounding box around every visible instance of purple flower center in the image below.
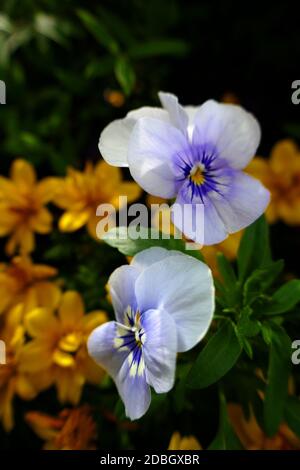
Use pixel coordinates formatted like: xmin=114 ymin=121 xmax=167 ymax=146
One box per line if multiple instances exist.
xmin=173 ymin=143 xmax=231 ymax=202
xmin=114 ymin=307 xmax=146 ymax=377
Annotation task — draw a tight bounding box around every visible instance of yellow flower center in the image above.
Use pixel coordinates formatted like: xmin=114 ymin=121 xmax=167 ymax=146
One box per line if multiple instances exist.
xmin=189 ymin=163 xmax=205 ymax=186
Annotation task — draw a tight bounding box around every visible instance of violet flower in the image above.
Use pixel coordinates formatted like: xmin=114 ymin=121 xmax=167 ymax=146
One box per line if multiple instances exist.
xmin=88 ymin=247 xmax=214 ymax=420
xmin=99 ymin=92 xmax=270 ymax=244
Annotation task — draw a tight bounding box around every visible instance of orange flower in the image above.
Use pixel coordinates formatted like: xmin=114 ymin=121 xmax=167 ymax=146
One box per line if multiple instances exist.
xmin=26 ymin=406 xmax=97 ymax=449
xmin=53 ymin=161 xmax=141 ymax=239
xmin=228 ymin=403 xmax=300 ymax=450
xmin=0 ymin=159 xmax=58 ymax=255
xmin=19 ymin=291 xmax=107 ymax=404
xmin=0 ymin=255 xmax=60 ymax=316
xmin=168 ymin=431 xmax=202 ymax=450
xmin=0 ymin=304 xmax=38 ymax=431
xmin=246 ymin=139 xmax=300 ymax=224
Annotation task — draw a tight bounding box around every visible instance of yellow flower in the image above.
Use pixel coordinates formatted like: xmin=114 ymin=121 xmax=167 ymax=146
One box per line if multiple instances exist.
xmin=228 ymin=403 xmax=300 ymax=450
xmin=19 ymin=291 xmax=108 ymax=404
xmin=53 ymin=161 xmax=141 ymax=239
xmin=0 ymin=255 xmax=60 ymax=316
xmin=0 ymin=304 xmax=38 ymax=432
xmin=25 ymin=406 xmax=97 ymax=450
xmin=246 ymin=139 xmax=300 ymax=224
xmin=0 ymin=159 xmax=58 ymax=255
xmin=168 ymin=431 xmax=202 ymax=450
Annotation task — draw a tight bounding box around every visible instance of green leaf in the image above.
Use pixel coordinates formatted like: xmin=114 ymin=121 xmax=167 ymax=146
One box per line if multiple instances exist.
xmin=264 ymin=327 xmax=291 ymax=436
xmin=103 ymin=226 xmax=204 ymax=262
xmin=217 ymin=253 xmax=237 ymax=287
xmin=187 ymin=321 xmax=242 ymax=389
xmin=209 ymin=392 xmax=243 ymax=450
xmin=243 ymin=260 xmax=284 ymax=306
xmin=284 ymin=396 xmax=300 ymax=437
xmin=128 ymin=39 xmax=189 ymax=59
xmin=237 ymin=216 xmax=271 ymax=282
xmin=114 ymin=56 xmax=135 ymax=95
xmin=236 ymin=310 xmax=261 ymax=338
xmin=77 ymin=9 xmax=119 ymax=54
xmin=262 ymin=280 xmax=300 ymax=316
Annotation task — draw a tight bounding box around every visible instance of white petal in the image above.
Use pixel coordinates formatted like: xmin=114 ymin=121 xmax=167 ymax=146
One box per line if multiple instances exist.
xmin=192 ymin=100 xmax=261 ymax=169
xmin=158 ymin=91 xmax=188 ymax=134
xmin=99 ymin=117 xmax=134 ymax=167
xmin=127 ymin=106 xmax=169 ymax=122
xmin=99 ymin=107 xmax=169 ymax=167
xmin=135 ymin=254 xmax=215 ymax=352
xmin=128 ymin=117 xmax=188 ymax=198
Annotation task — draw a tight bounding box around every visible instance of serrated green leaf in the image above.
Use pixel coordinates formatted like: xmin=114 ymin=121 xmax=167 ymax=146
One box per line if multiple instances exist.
xmin=187 ymin=321 xmax=242 ymax=389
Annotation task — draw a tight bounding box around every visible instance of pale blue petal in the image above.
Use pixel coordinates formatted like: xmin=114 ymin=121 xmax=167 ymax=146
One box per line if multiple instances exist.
xmin=192 ymin=100 xmax=261 ymax=170
xmin=141 ymin=308 xmax=177 ymax=393
xmin=131 ymin=247 xmax=183 ymax=272
xmin=128 ymin=117 xmax=188 ymax=198
xmin=108 ymin=265 xmax=140 ymax=322
xmin=87 ymin=321 xmax=127 ymax=379
xmin=171 ymin=189 xmax=227 ymax=245
xmin=210 ymin=171 xmax=271 ymax=233
xmin=135 ymin=254 xmax=214 ymax=352
xmin=88 ymin=321 xmax=151 ymax=420
xmin=117 ymin=357 xmax=151 ymax=420
xmin=158 ymin=91 xmax=188 ymax=135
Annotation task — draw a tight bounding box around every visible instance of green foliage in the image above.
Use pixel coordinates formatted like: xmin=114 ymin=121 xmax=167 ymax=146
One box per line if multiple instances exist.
xmin=187 ymin=321 xmax=242 ymax=389
xmin=208 ymin=392 xmax=243 ymax=450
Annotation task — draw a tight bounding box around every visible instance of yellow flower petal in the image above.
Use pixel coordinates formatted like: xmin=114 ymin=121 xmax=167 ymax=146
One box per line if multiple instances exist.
xmin=82 ymin=311 xmax=108 ymax=333
xmin=20 ymin=228 xmax=35 ymax=255
xmin=36 ymin=177 xmax=62 ymax=203
xmin=30 ymin=208 xmax=53 ymax=234
xmin=15 ymin=374 xmax=37 ymax=400
xmin=59 ymin=209 xmax=91 ymax=232
xmin=25 ymin=308 xmax=59 ymax=338
xmin=10 ymin=159 xmax=36 ymax=186
xmin=58 ymin=291 xmax=84 ymax=327
xmin=55 ymin=369 xmax=84 ymax=405
xmin=270 ymin=139 xmax=299 ymax=176
xmin=53 ymin=349 xmax=76 ymax=368
xmin=34 ymin=282 xmax=61 ymax=310
xmin=168 ymin=432 xmax=202 ymax=450
xmin=19 ymin=340 xmax=53 ymax=373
